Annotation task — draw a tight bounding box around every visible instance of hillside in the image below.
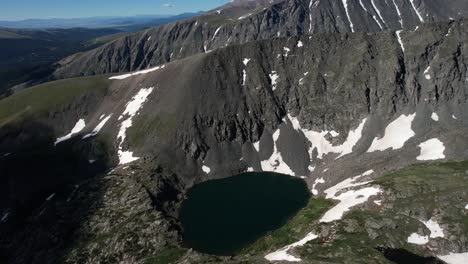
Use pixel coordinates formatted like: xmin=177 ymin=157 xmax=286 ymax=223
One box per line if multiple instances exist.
xmin=0 ymin=13 xmax=467 ymax=262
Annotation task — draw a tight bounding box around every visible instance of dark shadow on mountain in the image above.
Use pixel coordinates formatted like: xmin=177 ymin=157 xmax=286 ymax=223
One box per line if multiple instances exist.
xmin=0 ymin=119 xmax=111 ymax=264
xmin=376 ymin=247 xmax=446 ymax=264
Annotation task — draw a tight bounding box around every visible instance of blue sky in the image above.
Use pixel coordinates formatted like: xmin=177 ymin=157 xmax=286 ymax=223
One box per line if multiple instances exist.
xmin=0 ymin=0 xmax=230 ymax=21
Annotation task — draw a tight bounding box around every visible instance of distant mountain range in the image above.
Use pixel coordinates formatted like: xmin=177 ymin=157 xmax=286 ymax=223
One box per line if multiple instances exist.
xmin=0 ymin=13 xmax=201 ymax=31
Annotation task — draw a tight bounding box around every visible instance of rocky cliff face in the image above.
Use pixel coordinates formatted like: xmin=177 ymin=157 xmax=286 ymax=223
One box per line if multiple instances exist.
xmin=54 ymin=0 xmax=468 ymax=78
xmin=1 ymin=1 xmax=468 ymax=263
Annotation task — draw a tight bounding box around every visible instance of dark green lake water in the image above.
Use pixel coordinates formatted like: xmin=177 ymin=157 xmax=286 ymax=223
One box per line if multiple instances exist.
xmin=180 ymin=172 xmax=310 ymax=255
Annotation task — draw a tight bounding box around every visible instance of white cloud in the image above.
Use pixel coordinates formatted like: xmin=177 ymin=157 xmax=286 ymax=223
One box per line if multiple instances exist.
xmin=162 ymin=3 xmax=174 ymax=7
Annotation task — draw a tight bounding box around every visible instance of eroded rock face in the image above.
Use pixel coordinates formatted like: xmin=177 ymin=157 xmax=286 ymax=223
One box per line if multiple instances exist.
xmin=53 ymin=0 xmax=468 ymax=79
xmin=1 ymin=2 xmax=468 ymax=263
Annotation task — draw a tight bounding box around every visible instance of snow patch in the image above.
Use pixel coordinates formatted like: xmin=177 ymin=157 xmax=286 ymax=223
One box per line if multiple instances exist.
xmin=422 ymin=219 xmax=444 ymax=238
xmin=452 ymin=114 xmax=458 ymax=120
xmin=243 ymin=58 xmax=251 ymax=66
xmin=109 ymin=65 xmax=165 ymax=80
xmin=46 ymin=193 xmax=55 ymax=201
xmin=242 ymin=70 xmax=247 ymax=86
xmin=409 ymin=0 xmax=425 ymax=22
xmin=269 ymin=71 xmax=279 ymax=90
xmin=431 ymin=112 xmax=439 ymax=121
xmin=342 ymin=0 xmax=355 ymax=32
xmin=324 ymin=170 xmax=374 ymax=199
xmin=83 ymin=114 xmax=112 ymax=139
xmin=371 ymin=0 xmax=388 ymax=29
xmin=211 ymin=26 xmax=222 ymax=40
xmin=417 ymin=138 xmax=445 ymax=161
xmin=238 ymin=13 xmax=252 ymax=20
xmin=55 ymin=119 xmax=86 ymax=145
xmin=407 ymin=233 xmax=429 ymax=245
xmin=438 ymin=252 xmax=468 ymax=264
xmin=424 ymin=66 xmax=432 ymax=80
xmin=289 ymin=114 xmax=367 ymax=160
xmin=265 ymin=232 xmax=318 ymax=262
xmin=202 ymin=165 xmax=211 ymax=174
xmin=117 ymin=87 xmax=154 ymax=165
xmin=374 ymin=200 xmax=382 ymax=206
xmin=253 ymin=141 xmax=260 ymax=152
xmin=367 ymin=113 xmax=416 ymax=152
xmin=297 ymin=40 xmax=303 ymax=47
xmin=260 ymin=129 xmax=295 ymax=176
xmin=312 ymin=178 xmax=325 ymax=195
xmin=283 ymin=47 xmax=291 ymax=57
xmin=392 ymin=0 xmax=403 ymax=27
xmin=396 ymin=30 xmax=405 ymax=52
xmin=321 ymin=186 xmax=381 ymax=222
xmin=358 ymin=0 xmax=368 ymax=12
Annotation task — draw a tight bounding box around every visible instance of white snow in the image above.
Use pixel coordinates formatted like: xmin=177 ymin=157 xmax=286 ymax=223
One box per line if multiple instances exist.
xmin=299 ymin=72 xmax=309 ymax=85
xmin=417 ymin=138 xmax=445 ymax=161
xmin=431 ymin=112 xmax=439 ymax=121
xmin=367 ymin=113 xmax=416 ymax=152
xmin=109 ymin=65 xmax=165 ymax=80
xmin=371 ymin=0 xmax=388 ymax=28
xmin=83 ymin=114 xmax=112 ymax=139
xmin=243 ymin=58 xmax=251 ymax=66
xmin=321 ymin=170 xmax=380 ymax=222
xmin=374 ymin=200 xmax=382 ymax=206
xmin=288 ymin=114 xmax=367 ymax=160
xmin=321 ymin=186 xmax=381 ymax=222
xmin=260 ymin=129 xmax=296 ymax=176
xmin=242 ymin=70 xmax=247 ymax=86
xmin=342 ymin=0 xmax=355 ymax=32
xmin=46 ymin=193 xmax=55 ymax=201
xmin=253 ymin=141 xmax=260 ymax=152
xmin=453 ymin=115 xmax=458 ymax=120
xmin=465 ymin=204 xmax=468 ymax=209
xmin=312 ymin=177 xmax=325 ymax=195
xmin=299 ymin=77 xmax=305 ymax=85
xmin=238 ymin=13 xmax=252 ymax=20
xmin=117 ymin=87 xmax=154 ymax=165
xmin=396 ymin=30 xmax=405 ymax=52
xmin=422 ymin=219 xmax=444 ymax=238
xmin=424 ymin=66 xmax=432 ymax=80
xmin=1 ymin=212 xmax=10 ymax=223
xmin=265 ymin=232 xmax=318 ymax=262
xmin=358 ymin=0 xmax=368 ymax=12
xmin=247 ymin=167 xmax=254 ymax=172
xmin=392 ymin=0 xmax=403 ymax=27
xmin=269 ymin=71 xmax=279 ymax=90
xmin=324 ymin=170 xmax=374 ymax=199
xmin=202 ymin=165 xmax=211 ymax=174
xmin=55 ymin=119 xmax=86 ymax=145
xmin=283 ymin=47 xmax=291 ymax=57
xmin=438 ymin=252 xmax=468 ymax=264
xmin=407 ymin=233 xmax=429 ymax=245
xmin=297 ymin=40 xmax=303 ymax=47
xmin=147 ymin=36 xmax=151 ymax=41
xmin=211 ymin=26 xmax=222 ymax=40
xmin=409 ymin=0 xmax=425 ymax=22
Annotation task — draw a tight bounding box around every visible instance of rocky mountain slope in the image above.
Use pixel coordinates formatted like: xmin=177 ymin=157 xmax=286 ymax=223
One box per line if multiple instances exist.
xmin=54 ymin=0 xmax=468 ymax=79
xmin=1 ymin=0 xmax=468 ymax=263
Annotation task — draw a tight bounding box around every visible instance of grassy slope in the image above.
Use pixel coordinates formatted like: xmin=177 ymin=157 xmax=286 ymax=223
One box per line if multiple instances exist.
xmin=210 ymin=161 xmax=468 ymax=263
xmin=0 ymin=75 xmax=110 ymax=126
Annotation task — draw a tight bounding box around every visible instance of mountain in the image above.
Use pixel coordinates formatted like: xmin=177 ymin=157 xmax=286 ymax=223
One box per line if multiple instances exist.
xmin=0 ymin=27 xmax=123 ymax=97
xmin=1 ymin=0 xmax=468 ymax=263
xmin=0 ymin=13 xmax=201 ymax=31
xmin=53 ymin=0 xmax=468 ymax=79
